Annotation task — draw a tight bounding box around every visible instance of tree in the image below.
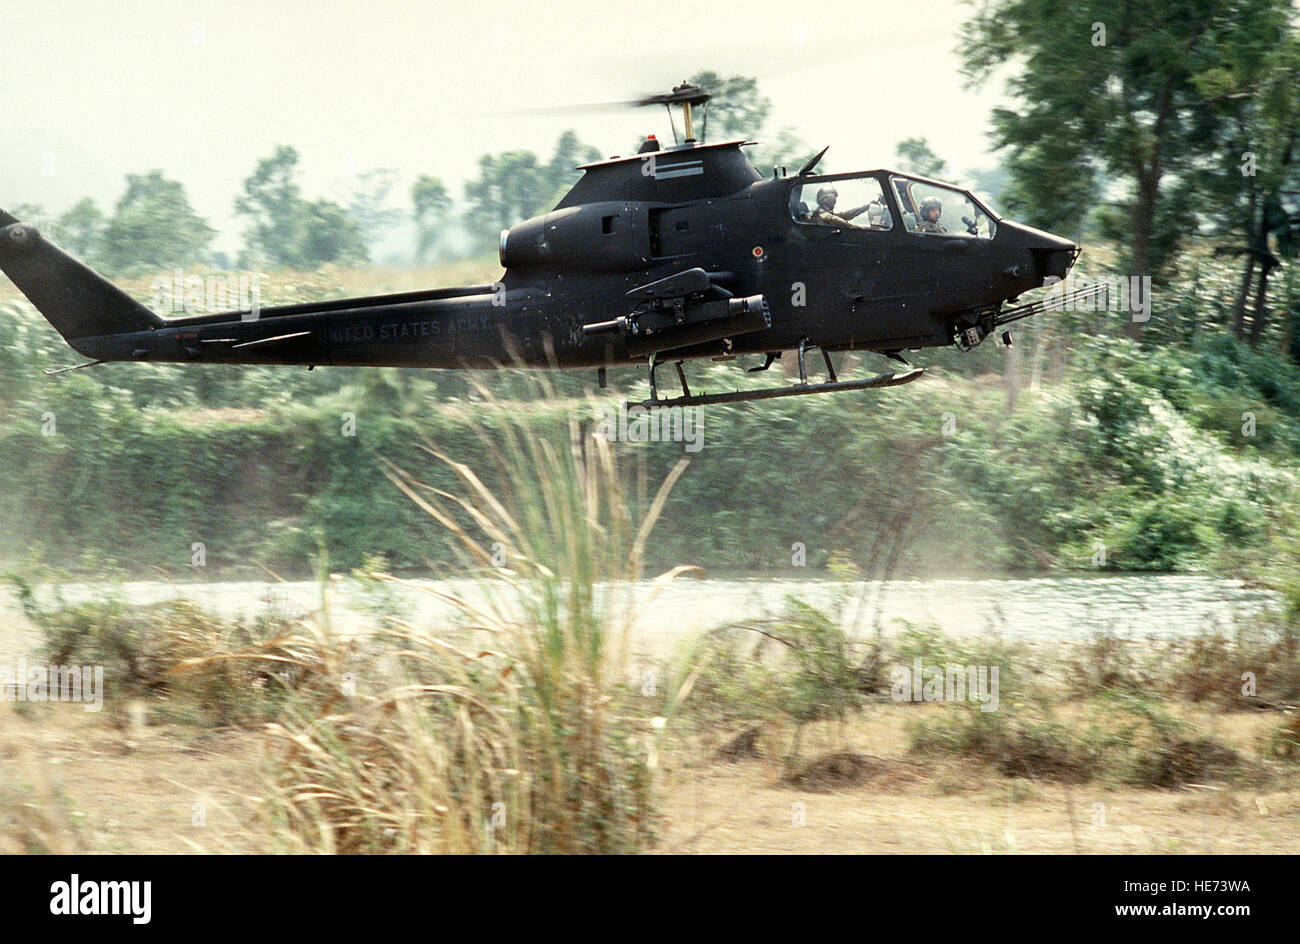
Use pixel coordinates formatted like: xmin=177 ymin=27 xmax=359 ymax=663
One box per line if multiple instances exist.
xmin=345 ymin=168 xmax=403 ymax=250
xmin=235 ymin=146 xmax=368 ymax=268
xmin=298 ymin=199 xmax=369 ymax=267
xmin=968 ymin=164 xmax=1012 ymax=210
xmin=8 ymin=204 xmax=53 ymax=232
xmin=546 ymin=130 xmax=601 ymax=184
xmin=101 ymin=171 xmax=215 ymax=273
xmin=411 ymin=175 xmax=451 ymax=263
xmin=235 ymin=146 xmax=308 ymax=268
xmin=686 ymin=71 xmax=809 ymax=175
xmin=895 ymin=138 xmax=949 ymax=179
xmin=688 ymin=71 xmax=771 ymax=142
xmin=55 ymin=198 xmax=106 ymax=261
xmin=1188 ymin=17 xmax=1299 ymax=343
xmin=463 ymin=151 xmax=548 ymax=248
xmin=461 ymin=131 xmax=599 ymax=251
xmin=961 ymin=0 xmax=1296 ymax=339
xmin=751 ymin=127 xmax=813 ymax=176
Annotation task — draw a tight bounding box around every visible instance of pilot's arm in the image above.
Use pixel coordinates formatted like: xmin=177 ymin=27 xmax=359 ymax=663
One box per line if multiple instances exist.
xmin=812 ymin=209 xmax=858 ymax=227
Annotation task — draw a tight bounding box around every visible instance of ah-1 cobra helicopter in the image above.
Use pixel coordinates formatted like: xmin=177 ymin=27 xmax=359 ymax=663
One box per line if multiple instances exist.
xmin=0 ymin=82 xmax=1100 ymax=409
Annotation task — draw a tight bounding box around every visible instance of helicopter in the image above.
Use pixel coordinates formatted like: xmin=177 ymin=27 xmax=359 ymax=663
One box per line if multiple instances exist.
xmin=0 ymin=82 xmax=1101 ymax=409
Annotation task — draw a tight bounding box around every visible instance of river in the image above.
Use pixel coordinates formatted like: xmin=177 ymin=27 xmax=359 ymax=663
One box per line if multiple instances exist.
xmin=4 ymin=574 xmax=1277 ymax=664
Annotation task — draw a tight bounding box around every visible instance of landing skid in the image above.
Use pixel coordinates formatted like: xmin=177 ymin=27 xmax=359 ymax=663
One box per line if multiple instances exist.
xmin=629 ymin=341 xmax=924 ymax=410
xmin=628 ymin=367 xmax=924 ymax=409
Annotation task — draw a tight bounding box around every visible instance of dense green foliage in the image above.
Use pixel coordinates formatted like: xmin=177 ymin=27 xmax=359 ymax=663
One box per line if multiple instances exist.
xmin=3 ymin=254 xmax=1299 ymax=579
xmin=962 ymin=0 xmax=1299 ymax=341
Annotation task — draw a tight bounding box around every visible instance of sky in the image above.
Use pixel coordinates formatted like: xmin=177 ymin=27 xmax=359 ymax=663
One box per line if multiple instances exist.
xmin=0 ymin=0 xmax=1013 ymax=256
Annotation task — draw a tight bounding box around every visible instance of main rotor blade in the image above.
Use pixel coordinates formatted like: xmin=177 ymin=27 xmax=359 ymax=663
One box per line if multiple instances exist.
xmin=477 ymin=32 xmax=920 ymax=123
xmin=482 ymin=99 xmax=647 ymax=119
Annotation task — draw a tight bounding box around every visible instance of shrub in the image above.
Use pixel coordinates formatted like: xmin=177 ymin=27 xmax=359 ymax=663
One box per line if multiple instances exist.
xmin=908 ymin=690 xmax=1244 ymax=787
xmin=10 ymin=580 xmax=326 ymax=727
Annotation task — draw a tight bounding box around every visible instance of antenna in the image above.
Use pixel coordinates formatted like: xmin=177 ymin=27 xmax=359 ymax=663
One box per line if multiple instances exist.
xmin=797 ymin=146 xmax=830 ymax=176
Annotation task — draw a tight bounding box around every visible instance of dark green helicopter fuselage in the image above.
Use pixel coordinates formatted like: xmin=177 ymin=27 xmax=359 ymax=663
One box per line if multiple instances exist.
xmin=0 ymin=138 xmax=1077 ymax=379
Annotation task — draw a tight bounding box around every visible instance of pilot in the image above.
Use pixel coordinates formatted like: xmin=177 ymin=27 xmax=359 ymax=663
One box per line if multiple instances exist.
xmin=916 ymin=196 xmax=947 ymax=233
xmin=811 ymin=186 xmax=870 ymax=227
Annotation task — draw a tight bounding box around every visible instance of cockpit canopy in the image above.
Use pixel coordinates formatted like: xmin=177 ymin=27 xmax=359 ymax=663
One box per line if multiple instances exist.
xmin=789 ymin=171 xmax=998 ymax=239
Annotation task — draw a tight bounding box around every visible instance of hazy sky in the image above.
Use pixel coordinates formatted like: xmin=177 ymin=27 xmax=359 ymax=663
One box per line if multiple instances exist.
xmin=1 ymin=0 xmax=1011 ymax=255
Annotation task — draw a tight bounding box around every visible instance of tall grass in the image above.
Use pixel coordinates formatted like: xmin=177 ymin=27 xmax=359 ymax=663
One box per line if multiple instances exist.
xmin=265 ymin=379 xmax=693 ymax=853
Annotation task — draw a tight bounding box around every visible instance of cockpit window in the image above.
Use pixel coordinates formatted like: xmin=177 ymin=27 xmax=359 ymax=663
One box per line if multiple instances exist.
xmin=790 ymin=176 xmax=894 ymax=230
xmin=890 ymin=177 xmax=996 ymax=238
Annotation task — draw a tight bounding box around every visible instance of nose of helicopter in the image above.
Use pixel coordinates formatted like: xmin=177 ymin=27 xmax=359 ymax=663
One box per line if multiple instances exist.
xmin=1000 ymin=220 xmax=1079 ymax=284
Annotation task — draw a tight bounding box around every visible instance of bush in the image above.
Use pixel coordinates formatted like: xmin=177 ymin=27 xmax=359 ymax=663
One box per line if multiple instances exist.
xmin=1111 ymin=501 xmax=1211 ymax=571
xmin=908 ymin=690 xmax=1244 ymax=787
xmin=908 ymin=705 xmax=1101 ymax=783
xmin=1066 ymin=632 xmax=1157 ymax=698
xmin=682 ymin=626 xmax=784 ymax=729
xmin=11 ymin=579 xmax=334 ymax=727
xmin=780 ymin=598 xmax=865 ymax=727
xmin=890 ymin=620 xmax=1024 ymax=702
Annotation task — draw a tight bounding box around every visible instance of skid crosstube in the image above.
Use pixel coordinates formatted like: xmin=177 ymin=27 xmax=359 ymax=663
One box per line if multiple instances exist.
xmin=627 ymin=367 xmax=924 ymax=410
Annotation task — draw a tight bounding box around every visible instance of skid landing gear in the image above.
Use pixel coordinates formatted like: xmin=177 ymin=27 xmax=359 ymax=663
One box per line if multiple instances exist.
xmin=628 ymin=341 xmax=924 ymax=410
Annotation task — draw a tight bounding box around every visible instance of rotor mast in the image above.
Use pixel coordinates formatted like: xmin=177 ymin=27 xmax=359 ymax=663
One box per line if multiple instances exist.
xmin=683 ymin=99 xmax=695 ymax=141
xmin=644 ymin=82 xmax=711 ymax=146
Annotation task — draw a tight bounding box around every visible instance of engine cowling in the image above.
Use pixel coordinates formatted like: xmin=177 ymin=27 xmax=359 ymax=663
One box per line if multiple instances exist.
xmin=499 ymin=203 xmax=650 ymax=272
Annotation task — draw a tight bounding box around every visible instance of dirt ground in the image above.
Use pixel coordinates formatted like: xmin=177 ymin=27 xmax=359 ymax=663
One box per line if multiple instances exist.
xmin=0 ymin=704 xmax=270 ymax=854
xmin=657 ymin=759 xmax=1300 ymax=854
xmin=4 ymin=700 xmax=1297 ymax=855
xmin=654 ymin=708 xmax=1300 ymax=854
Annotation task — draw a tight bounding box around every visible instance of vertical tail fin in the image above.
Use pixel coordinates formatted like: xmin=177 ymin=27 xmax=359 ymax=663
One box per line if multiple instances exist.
xmin=0 ymin=208 xmax=164 ymax=344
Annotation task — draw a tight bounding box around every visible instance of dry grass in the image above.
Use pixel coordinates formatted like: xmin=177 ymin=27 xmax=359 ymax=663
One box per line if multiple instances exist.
xmin=262 ymin=380 xmax=695 ymax=853
xmin=14 ymin=588 xmax=347 ymax=729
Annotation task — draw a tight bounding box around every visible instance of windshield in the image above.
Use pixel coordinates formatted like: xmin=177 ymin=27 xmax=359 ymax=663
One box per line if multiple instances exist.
xmin=790 ymin=175 xmax=894 ymax=230
xmin=890 ymin=176 xmax=996 ymax=239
